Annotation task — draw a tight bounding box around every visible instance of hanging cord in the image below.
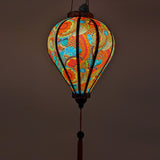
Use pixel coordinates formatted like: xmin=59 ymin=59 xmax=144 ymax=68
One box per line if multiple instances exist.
xmin=86 ymin=0 xmax=89 ymax=10
xmin=76 ymin=99 xmax=86 ymax=160
xmin=71 ymin=0 xmax=73 ymax=11
xmin=77 ymin=108 xmax=84 ymax=160
xmin=86 ymin=0 xmax=89 ymax=6
xmin=75 ymin=99 xmax=87 ymax=160
xmin=80 ymin=108 xmax=82 ymax=131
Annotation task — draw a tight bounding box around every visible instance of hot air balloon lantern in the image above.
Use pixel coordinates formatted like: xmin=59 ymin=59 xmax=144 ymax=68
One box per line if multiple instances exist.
xmin=47 ymin=2 xmax=115 ymax=160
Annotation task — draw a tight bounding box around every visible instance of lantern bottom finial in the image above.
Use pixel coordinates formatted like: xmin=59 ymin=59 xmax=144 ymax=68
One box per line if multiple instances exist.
xmin=72 ymin=93 xmax=90 ymax=108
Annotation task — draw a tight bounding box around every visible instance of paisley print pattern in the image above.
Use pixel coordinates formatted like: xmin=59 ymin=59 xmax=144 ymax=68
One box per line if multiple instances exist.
xmin=47 ymin=17 xmax=115 ymax=94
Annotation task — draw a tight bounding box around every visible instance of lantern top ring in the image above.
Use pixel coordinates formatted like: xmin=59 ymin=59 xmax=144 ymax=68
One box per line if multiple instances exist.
xmin=67 ymin=11 xmax=94 ymax=18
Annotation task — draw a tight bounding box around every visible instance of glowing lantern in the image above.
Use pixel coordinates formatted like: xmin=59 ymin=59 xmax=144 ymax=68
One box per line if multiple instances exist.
xmin=47 ymin=12 xmax=115 ymax=102
xmin=47 ymin=3 xmax=115 ymax=160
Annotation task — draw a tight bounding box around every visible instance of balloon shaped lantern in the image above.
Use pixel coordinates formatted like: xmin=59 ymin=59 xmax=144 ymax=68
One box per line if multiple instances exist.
xmin=47 ymin=2 xmax=115 ymax=160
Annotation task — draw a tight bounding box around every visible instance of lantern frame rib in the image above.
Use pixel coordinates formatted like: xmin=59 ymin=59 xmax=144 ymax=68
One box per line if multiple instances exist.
xmin=76 ymin=17 xmax=81 ymax=95
xmin=83 ymin=18 xmax=99 ymax=94
xmin=55 ymin=19 xmax=76 ymax=93
xmin=89 ymin=34 xmax=115 ymax=92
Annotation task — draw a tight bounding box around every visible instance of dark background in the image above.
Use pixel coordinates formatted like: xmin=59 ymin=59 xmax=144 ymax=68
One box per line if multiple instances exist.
xmin=0 ymin=0 xmax=160 ymax=159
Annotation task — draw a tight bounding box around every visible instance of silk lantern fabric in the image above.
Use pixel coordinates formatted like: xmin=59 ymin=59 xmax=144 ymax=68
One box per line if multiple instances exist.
xmin=47 ymin=17 xmax=115 ymax=95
